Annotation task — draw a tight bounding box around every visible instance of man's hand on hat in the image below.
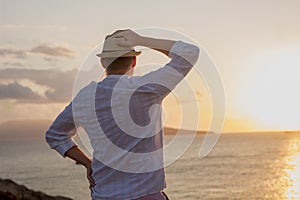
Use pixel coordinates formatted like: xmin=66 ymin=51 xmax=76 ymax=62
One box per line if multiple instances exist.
xmin=108 ymin=29 xmax=142 ymax=48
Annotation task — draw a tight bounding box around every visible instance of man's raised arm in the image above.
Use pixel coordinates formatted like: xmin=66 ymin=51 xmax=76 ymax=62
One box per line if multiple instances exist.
xmin=113 ymin=29 xmax=200 ymax=99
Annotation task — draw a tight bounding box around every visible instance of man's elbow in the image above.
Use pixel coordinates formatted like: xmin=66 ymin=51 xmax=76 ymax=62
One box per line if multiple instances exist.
xmin=182 ymin=44 xmax=200 ymax=67
xmin=45 ymin=130 xmax=56 ymax=149
xmin=189 ymin=45 xmax=200 ymax=66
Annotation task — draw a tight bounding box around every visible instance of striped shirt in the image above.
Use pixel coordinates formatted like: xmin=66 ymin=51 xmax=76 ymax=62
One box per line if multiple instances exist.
xmin=46 ymin=41 xmax=200 ymax=200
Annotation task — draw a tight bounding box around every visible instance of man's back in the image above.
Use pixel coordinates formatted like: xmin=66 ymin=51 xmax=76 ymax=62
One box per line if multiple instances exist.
xmin=73 ymin=76 xmax=165 ymax=199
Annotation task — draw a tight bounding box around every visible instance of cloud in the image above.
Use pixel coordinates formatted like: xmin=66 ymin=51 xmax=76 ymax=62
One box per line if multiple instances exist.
xmin=30 ymin=44 xmax=76 ymax=57
xmin=0 ymin=43 xmax=76 ymax=66
xmin=43 ymin=57 xmax=60 ymax=63
xmin=2 ymin=61 xmax=25 ymax=67
xmin=0 ymin=68 xmax=77 ymax=103
xmin=0 ymin=81 xmax=42 ymax=100
xmin=0 ymin=48 xmax=27 ymax=59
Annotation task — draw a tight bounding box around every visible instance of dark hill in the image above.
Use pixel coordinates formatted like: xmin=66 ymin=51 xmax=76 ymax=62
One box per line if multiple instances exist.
xmin=0 ymin=178 xmax=72 ymax=200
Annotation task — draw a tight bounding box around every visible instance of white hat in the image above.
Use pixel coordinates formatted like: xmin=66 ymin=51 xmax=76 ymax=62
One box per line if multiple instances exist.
xmin=96 ymin=37 xmax=141 ymax=58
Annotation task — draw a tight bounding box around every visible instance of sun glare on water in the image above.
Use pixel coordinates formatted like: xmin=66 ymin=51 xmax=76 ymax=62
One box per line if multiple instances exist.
xmin=284 ymin=138 xmax=300 ymax=199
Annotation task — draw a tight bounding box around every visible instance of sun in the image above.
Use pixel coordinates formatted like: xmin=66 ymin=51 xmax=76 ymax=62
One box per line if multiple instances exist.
xmin=239 ymin=50 xmax=300 ymax=131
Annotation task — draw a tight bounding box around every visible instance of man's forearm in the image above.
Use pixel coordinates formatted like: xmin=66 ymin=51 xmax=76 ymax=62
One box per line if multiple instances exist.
xmin=138 ymin=36 xmax=176 ymax=56
xmin=112 ymin=29 xmax=176 ymax=56
xmin=64 ymin=146 xmax=95 ymax=187
xmin=64 ymin=146 xmax=91 ymax=168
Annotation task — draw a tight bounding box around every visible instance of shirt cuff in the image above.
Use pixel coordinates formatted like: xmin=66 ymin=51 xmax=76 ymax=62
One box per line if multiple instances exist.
xmin=168 ymin=40 xmax=200 ymax=65
xmin=54 ymin=140 xmax=78 ymax=157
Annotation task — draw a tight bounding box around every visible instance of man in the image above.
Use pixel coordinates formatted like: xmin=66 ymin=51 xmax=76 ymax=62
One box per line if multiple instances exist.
xmin=46 ymin=29 xmax=199 ymax=200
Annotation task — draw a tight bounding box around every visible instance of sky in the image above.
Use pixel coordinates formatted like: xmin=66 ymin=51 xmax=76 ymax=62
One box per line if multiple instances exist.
xmin=1 ymin=0 xmax=300 ymax=132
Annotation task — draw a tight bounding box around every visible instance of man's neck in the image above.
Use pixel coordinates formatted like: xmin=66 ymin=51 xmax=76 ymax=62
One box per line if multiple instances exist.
xmin=107 ymin=72 xmax=126 ymax=76
xmin=106 ymin=69 xmax=133 ymax=76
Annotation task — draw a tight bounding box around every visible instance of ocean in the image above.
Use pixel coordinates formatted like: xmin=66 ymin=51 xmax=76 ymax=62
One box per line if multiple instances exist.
xmin=0 ymin=132 xmax=300 ymax=200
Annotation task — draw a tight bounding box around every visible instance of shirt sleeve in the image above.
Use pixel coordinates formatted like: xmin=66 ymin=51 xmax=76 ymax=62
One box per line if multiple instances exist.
xmin=135 ymin=40 xmax=200 ymax=99
xmin=45 ymin=102 xmax=78 ymax=157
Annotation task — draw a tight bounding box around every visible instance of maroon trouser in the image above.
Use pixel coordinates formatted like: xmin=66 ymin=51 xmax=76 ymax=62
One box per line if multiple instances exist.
xmin=134 ymin=191 xmax=169 ymax=200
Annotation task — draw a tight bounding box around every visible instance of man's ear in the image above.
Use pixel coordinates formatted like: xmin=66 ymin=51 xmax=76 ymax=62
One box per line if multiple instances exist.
xmin=100 ymin=58 xmax=106 ymax=68
xmin=132 ymin=57 xmax=137 ymax=68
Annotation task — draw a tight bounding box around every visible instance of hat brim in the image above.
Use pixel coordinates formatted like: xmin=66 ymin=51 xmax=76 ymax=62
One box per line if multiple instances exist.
xmin=96 ymin=50 xmax=141 ymax=58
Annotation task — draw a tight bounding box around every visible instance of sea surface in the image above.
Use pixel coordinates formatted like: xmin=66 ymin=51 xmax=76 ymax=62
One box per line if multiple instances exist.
xmin=1 ymin=132 xmax=300 ymax=200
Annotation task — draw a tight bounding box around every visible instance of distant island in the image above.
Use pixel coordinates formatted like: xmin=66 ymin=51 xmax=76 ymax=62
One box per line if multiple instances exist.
xmin=0 ymin=120 xmax=298 ymax=141
xmin=0 ymin=178 xmax=72 ymax=200
xmin=0 ymin=120 xmax=209 ymax=140
xmin=0 ymin=120 xmax=51 ymax=140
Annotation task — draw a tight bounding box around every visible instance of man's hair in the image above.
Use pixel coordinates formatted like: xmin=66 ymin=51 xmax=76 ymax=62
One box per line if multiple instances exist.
xmin=102 ymin=57 xmax=134 ymax=73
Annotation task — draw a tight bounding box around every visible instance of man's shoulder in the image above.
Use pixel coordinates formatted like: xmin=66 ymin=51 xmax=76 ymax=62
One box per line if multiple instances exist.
xmin=73 ymin=81 xmax=97 ymax=102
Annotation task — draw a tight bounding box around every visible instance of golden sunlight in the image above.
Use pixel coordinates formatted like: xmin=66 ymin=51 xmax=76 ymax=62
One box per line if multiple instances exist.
xmin=284 ymin=138 xmax=300 ymax=199
xmin=240 ymin=50 xmax=300 ymax=130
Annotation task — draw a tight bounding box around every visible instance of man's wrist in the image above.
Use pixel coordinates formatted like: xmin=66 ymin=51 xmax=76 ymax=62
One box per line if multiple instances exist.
xmin=136 ymin=36 xmax=156 ymax=48
xmin=83 ymin=159 xmax=92 ymax=168
xmin=135 ymin=35 xmax=146 ymax=46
